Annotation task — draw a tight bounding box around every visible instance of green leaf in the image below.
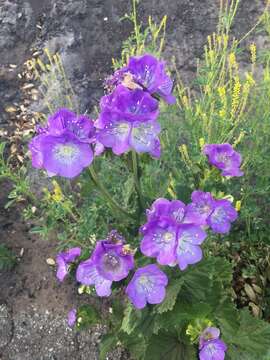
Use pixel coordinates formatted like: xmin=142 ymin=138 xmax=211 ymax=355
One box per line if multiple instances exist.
xmin=155 ymin=278 xmax=184 ymax=314
xmin=157 ymin=298 xmax=212 ymax=330
xmin=0 ymin=244 xmax=16 ymax=271
xmin=227 ymin=310 xmax=270 ymax=359
xmin=121 ymin=303 xmax=142 ymax=335
xmin=99 ymin=333 xmax=118 ymax=360
xmin=120 ymin=332 xmax=147 ymax=360
xmin=77 ymin=304 xmax=100 ymax=329
xmin=121 ymin=304 xmax=155 ymax=338
xmin=145 ymin=331 xmax=197 ymax=360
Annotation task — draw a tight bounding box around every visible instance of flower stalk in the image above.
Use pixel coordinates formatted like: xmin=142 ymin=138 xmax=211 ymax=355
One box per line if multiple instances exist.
xmin=131 ymin=150 xmax=145 ymax=213
xmin=87 ymin=166 xmax=136 ymax=221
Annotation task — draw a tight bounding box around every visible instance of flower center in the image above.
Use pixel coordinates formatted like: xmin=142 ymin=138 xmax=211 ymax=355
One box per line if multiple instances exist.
xmin=137 ymin=275 xmax=154 ymax=293
xmin=102 ymin=252 xmax=121 ymax=272
xmin=217 ymin=154 xmax=231 ymax=167
xmin=54 ymin=143 xmax=80 ymax=164
xmin=212 ymin=207 xmax=227 ymax=223
xmin=153 ymin=231 xmax=174 ymax=246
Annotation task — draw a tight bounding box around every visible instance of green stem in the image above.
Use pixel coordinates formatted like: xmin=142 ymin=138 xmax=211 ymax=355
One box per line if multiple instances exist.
xmin=87 ymin=166 xmax=135 ymax=221
xmin=131 ymin=151 xmax=144 ymax=211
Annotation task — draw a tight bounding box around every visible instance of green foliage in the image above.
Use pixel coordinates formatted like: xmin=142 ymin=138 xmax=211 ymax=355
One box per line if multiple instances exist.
xmin=145 ymin=331 xmax=196 ymax=360
xmin=0 ymin=244 xmax=16 ymax=271
xmin=99 ymin=333 xmax=118 ymax=360
xmin=76 ymin=304 xmax=100 ymax=329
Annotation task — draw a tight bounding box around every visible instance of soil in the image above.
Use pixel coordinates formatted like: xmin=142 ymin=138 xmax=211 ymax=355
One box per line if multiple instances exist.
xmin=0 ymin=0 xmax=267 ymax=359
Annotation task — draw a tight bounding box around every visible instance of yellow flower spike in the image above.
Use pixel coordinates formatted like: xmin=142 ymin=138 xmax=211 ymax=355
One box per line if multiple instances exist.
xmin=218 ymin=86 xmax=226 ymax=99
xmin=231 ymin=76 xmax=241 ymax=116
xmin=52 ymin=180 xmax=63 ymax=202
xmin=245 ymin=72 xmax=256 ymax=86
xmin=208 ymin=49 xmax=215 ymax=65
xmin=235 ymin=200 xmax=241 ymax=211
xmin=250 ymin=43 xmax=256 ymax=64
xmin=199 ymin=138 xmax=205 ymax=149
xmin=223 ymin=34 xmax=229 ymax=48
xmin=233 ymin=131 xmax=245 ymax=146
xmin=182 ymin=95 xmax=189 ymax=108
xmin=228 ymin=53 xmax=234 ymax=66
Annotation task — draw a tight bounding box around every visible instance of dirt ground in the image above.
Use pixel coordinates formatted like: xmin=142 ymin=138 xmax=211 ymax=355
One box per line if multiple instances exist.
xmin=0 ymin=0 xmax=267 ymax=359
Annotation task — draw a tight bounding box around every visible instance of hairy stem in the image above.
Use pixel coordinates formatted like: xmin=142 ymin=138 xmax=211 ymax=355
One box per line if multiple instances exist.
xmin=88 ymin=166 xmax=136 ymax=221
xmin=132 ymin=150 xmax=145 ymax=212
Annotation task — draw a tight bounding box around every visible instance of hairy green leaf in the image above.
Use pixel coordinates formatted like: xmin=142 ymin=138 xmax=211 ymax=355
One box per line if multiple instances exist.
xmin=155 ymin=278 xmax=184 ymax=314
xmin=99 ymin=333 xmax=118 ymax=360
xmin=145 ymin=331 xmax=197 ymax=360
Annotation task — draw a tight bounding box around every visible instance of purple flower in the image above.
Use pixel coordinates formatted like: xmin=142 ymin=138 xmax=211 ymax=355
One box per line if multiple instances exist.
xmin=140 ymin=221 xmax=178 ymax=265
xmin=99 ymin=85 xmax=159 ymax=122
xmin=56 ymin=247 xmax=81 ymax=282
xmin=96 ymin=85 xmax=161 ymax=157
xmin=104 ymin=54 xmax=175 ymax=104
xmin=140 ymin=199 xmax=186 ymax=265
xmin=126 ymin=54 xmax=176 ymax=104
xmin=145 ymin=198 xmax=186 ymax=226
xmin=29 ymin=108 xmax=96 ymax=178
xmin=126 ymin=264 xmax=168 ymax=309
xmin=76 ymin=258 xmax=113 ymax=296
xmin=203 ymin=143 xmax=244 ymax=177
xmin=76 ymin=240 xmax=134 ymax=297
xmin=176 ymin=224 xmax=207 ymax=270
xmin=207 ymin=199 xmax=238 ymax=234
xmin=199 ymin=327 xmax=220 ymax=349
xmin=199 ymin=339 xmax=227 ymax=360
xmin=67 ymin=309 xmax=77 ymax=327
xmin=184 ymin=191 xmax=215 ymax=226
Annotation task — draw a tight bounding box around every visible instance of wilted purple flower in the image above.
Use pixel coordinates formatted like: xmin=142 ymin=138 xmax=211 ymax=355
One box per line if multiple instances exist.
xmin=56 ymin=247 xmax=81 ymax=282
xmin=140 ymin=199 xmax=186 ymax=265
xmin=176 ymin=224 xmax=207 ymax=270
xmin=126 ymin=264 xmax=168 ymax=309
xmin=96 ymin=85 xmax=161 ymax=157
xmin=67 ymin=309 xmax=77 ymax=327
xmin=203 ymin=143 xmax=244 ymax=177
xmin=207 ymin=199 xmax=238 ymax=234
xmin=184 ymin=191 xmax=215 ymax=226
xmin=76 ymin=240 xmax=134 ymax=297
xmin=199 ymin=339 xmax=227 ymax=360
xmin=29 ymin=108 xmax=96 ymax=178
xmin=199 ymin=327 xmax=220 ymax=349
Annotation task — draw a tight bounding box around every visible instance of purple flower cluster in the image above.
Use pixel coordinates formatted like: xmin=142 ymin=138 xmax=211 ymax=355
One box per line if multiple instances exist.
xmin=29 ymin=54 xmax=175 ymax=178
xmin=105 ymin=54 xmax=176 ymax=104
xmin=56 ymin=190 xmax=238 ymax=310
xmin=56 ymin=231 xmax=168 ymax=310
xmin=140 ymin=192 xmax=237 ymax=271
xmin=199 ymin=327 xmax=227 ymax=360
xmin=96 ymin=54 xmax=175 ymax=157
xmin=140 ymin=198 xmax=207 ymax=270
xmin=204 ymin=143 xmax=243 ymax=177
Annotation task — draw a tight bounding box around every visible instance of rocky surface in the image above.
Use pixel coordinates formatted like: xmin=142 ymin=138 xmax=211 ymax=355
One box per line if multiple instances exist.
xmin=0 ymin=0 xmax=267 ymax=359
